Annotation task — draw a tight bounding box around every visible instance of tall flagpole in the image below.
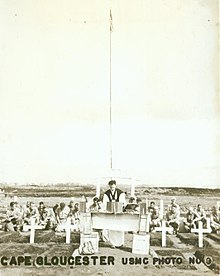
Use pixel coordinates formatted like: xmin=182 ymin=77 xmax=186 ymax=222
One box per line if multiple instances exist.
xmin=109 ymin=10 xmax=113 ymax=170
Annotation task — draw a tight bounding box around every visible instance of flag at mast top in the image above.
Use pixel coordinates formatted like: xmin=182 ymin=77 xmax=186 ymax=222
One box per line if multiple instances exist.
xmin=110 ymin=9 xmax=113 ymax=32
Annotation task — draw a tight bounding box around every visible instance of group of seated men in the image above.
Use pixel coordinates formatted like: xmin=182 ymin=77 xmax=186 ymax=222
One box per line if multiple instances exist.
xmin=3 ymin=196 xmax=220 ymax=236
xmin=82 ymin=196 xmax=220 ymax=235
xmin=141 ymin=198 xmax=181 ymax=234
xmin=3 ymin=200 xmax=81 ymax=232
xmin=147 ymin=198 xmax=220 ymax=235
xmin=122 ymin=197 xmax=220 ymax=235
xmin=183 ymin=204 xmax=220 ymax=234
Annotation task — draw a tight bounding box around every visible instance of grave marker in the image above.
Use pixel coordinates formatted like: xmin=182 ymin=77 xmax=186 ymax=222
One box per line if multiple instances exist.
xmin=23 ymin=218 xmax=44 ymax=244
xmin=159 ymin=199 xmax=164 ymax=220
xmin=30 ymin=218 xmax=35 ymax=244
xmin=154 ymin=220 xmax=173 ymax=247
xmin=64 ymin=217 xmax=71 ymax=244
xmin=191 ymin=219 xmax=212 ymax=247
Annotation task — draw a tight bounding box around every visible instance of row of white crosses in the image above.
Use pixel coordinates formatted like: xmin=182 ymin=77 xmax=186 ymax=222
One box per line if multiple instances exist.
xmin=146 ymin=199 xmax=212 ymax=248
xmin=26 ymin=215 xmax=211 ymax=248
xmin=16 ymin=188 xmax=74 ymax=245
xmin=23 ymin=194 xmax=212 ymax=248
xmin=14 ymin=193 xmax=88 ymax=244
xmin=25 ymin=217 xmax=73 ymax=244
xmin=27 ymin=207 xmax=210 ymax=248
xmin=26 ymin=217 xmax=83 ymax=244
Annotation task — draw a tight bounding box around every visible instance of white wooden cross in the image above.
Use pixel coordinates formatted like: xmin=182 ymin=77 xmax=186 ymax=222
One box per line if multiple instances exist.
xmin=191 ymin=218 xmax=211 ymax=247
xmin=23 ymin=218 xmax=44 ymax=244
xmin=63 ymin=217 xmax=71 ymax=244
xmin=59 ymin=217 xmax=79 ymax=243
xmin=154 ymin=220 xmax=173 ymax=247
xmin=29 ymin=218 xmax=36 ymax=244
xmin=159 ymin=199 xmax=164 ymax=220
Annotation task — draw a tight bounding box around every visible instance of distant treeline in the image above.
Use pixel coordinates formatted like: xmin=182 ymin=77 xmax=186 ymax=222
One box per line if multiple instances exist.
xmin=0 ymin=183 xmax=220 ymax=198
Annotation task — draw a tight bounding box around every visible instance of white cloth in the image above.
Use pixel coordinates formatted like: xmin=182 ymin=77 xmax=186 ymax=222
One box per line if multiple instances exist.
xmin=108 ymin=230 xmax=124 ymax=247
xmin=102 ymin=189 xmax=126 ymax=247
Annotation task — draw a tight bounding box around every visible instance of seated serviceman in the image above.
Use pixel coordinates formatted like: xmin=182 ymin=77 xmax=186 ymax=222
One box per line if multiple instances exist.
xmin=123 ymin=197 xmax=139 ymax=213
xmin=166 ymin=205 xmax=180 ymax=234
xmin=136 ymin=198 xmax=142 ymax=204
xmin=4 ymin=202 xmax=22 ymax=231
xmin=134 ymin=198 xmax=142 ymax=213
xmin=89 ymin=197 xmax=102 ymax=212
xmin=194 ymin=204 xmax=207 ymax=227
xmin=22 ymin=201 xmax=30 ymax=216
xmin=68 ymin=200 xmax=76 ymax=219
xmin=68 ymin=199 xmax=75 ymax=210
xmin=46 ymin=207 xmax=57 ymax=230
xmin=210 ymin=206 xmax=220 ymax=234
xmin=89 ymin=197 xmax=105 ymax=240
xmin=150 ymin=206 xmax=161 ymax=232
xmin=38 ymin=201 xmax=54 ymax=229
xmin=38 ymin=202 xmax=48 ymax=222
xmin=168 ymin=197 xmax=180 ymax=214
xmin=183 ymin=207 xmax=198 ymax=232
xmin=22 ymin=202 xmax=40 ymax=226
xmin=55 ymin=202 xmax=70 ymax=232
xmin=148 ymin=201 xmax=156 ymax=213
xmin=68 ymin=202 xmax=81 ymax=230
xmin=102 ymin=180 xmax=126 ymax=247
xmin=52 ymin=204 xmax=59 ymax=217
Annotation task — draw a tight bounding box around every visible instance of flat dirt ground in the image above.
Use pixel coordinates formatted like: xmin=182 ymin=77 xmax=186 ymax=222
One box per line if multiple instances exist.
xmin=0 ymin=185 xmax=219 ymax=276
xmin=0 ymin=231 xmax=216 ymax=276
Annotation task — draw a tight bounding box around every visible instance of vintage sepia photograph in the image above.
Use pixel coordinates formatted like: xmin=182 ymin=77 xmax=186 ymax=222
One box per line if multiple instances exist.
xmin=0 ymin=0 xmax=219 ymax=275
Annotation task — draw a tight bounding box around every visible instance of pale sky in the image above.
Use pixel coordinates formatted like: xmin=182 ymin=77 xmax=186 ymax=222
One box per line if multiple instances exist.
xmin=0 ymin=0 xmax=219 ymax=187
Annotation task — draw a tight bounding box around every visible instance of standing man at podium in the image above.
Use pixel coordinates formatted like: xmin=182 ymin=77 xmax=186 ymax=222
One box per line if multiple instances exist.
xmin=102 ymin=180 xmax=126 ymax=247
xmin=103 ymin=180 xmax=125 ymax=206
